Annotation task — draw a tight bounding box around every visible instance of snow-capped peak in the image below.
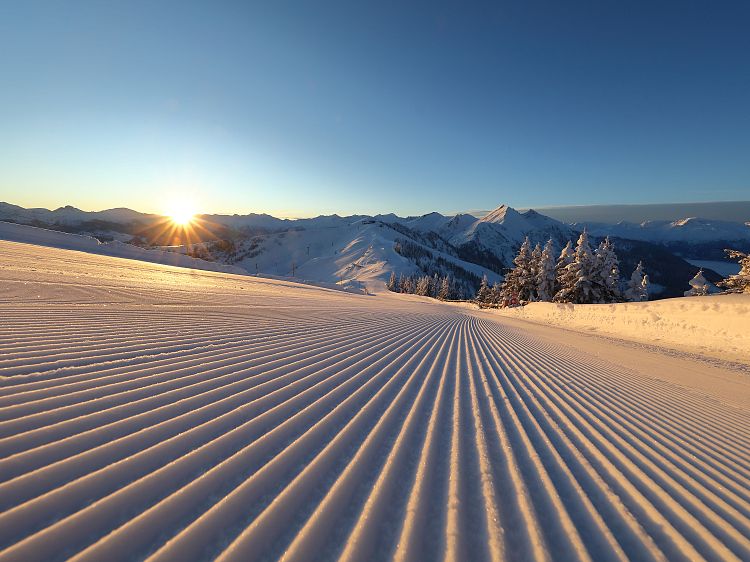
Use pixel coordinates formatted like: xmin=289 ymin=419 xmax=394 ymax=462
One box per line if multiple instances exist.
xmin=479 ymin=204 xmax=523 ymax=225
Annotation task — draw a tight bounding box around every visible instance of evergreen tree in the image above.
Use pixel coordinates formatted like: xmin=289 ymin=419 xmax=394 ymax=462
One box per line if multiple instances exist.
xmin=718 ymin=249 xmax=750 ymax=293
xmin=593 ymin=237 xmax=622 ymax=303
xmin=624 ymin=262 xmax=649 ymax=302
xmin=387 ymin=271 xmax=397 ymax=292
xmin=529 ymin=243 xmax=542 ymax=301
xmin=554 ymin=240 xmax=575 ymax=296
xmin=500 ymin=237 xmax=535 ymax=303
xmin=554 ymin=231 xmax=596 ymax=304
xmin=536 ymin=239 xmax=556 ymax=302
xmin=407 ymin=276 xmax=417 ymax=294
xmin=475 ymin=274 xmax=492 ymax=305
xmin=438 ymin=276 xmax=452 ymax=300
xmin=491 ymin=281 xmax=503 ymax=307
xmin=416 ymin=276 xmax=431 ymax=296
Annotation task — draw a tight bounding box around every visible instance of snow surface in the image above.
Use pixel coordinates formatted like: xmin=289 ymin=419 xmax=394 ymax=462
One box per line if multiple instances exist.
xmin=495 ymin=295 xmax=750 ymax=362
xmin=1 ymin=239 xmax=749 ymax=561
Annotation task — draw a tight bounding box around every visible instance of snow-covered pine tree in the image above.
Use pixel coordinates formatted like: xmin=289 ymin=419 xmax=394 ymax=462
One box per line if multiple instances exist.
xmin=431 ymin=273 xmax=440 ymax=298
xmin=407 ymin=275 xmax=417 ymax=294
xmin=491 ymin=281 xmax=503 ymax=307
xmin=439 ymin=276 xmax=452 ymax=300
xmin=624 ymin=261 xmax=649 ymax=302
xmin=387 ymin=271 xmax=397 ymax=292
xmin=593 ymin=237 xmax=621 ymax=303
xmin=554 ymin=240 xmax=574 ymax=297
xmin=398 ymin=273 xmax=406 ymax=293
xmin=536 ymin=239 xmax=556 ymax=302
xmin=529 ymin=243 xmax=542 ymax=301
xmin=475 ymin=274 xmax=492 ymax=305
xmin=400 ymin=275 xmax=415 ymax=294
xmin=554 ymin=231 xmax=596 ymax=304
xmin=718 ymin=249 xmax=750 ymax=293
xmin=500 ymin=237 xmax=534 ymax=304
xmin=416 ymin=276 xmax=431 ymax=296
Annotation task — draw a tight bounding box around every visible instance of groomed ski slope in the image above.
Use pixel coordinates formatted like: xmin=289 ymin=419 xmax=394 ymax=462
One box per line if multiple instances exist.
xmin=1 ymin=239 xmax=749 ymax=562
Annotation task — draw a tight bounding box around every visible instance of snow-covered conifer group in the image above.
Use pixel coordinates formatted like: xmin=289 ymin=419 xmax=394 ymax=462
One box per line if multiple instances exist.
xmin=553 ymin=231 xmax=596 ymax=304
xmin=718 ymin=249 xmax=750 ymax=293
xmin=593 ymin=237 xmax=621 ymax=303
xmin=477 ymin=233 xmax=651 ymax=307
xmin=388 ymin=272 xmax=461 ymax=300
xmin=498 ymin=237 xmax=536 ymax=304
xmin=387 ymin=271 xmax=397 ymax=292
xmin=388 ymin=230 xmax=657 ymax=307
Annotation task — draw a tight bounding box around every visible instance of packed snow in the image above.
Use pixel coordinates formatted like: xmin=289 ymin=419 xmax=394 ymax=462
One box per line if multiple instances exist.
xmin=1 ymin=239 xmax=749 ymax=561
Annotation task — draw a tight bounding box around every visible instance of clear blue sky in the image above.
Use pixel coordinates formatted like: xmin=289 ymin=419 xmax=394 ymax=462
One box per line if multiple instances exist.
xmin=1 ymin=1 xmax=748 ymax=217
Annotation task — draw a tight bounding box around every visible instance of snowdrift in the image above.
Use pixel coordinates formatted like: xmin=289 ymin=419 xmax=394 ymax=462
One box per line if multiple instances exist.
xmin=494 ymin=294 xmax=750 ymax=361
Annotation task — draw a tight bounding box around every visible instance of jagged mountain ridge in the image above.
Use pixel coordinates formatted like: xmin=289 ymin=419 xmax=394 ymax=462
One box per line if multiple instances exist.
xmin=0 ymin=201 xmax=575 ymax=261
xmin=0 ymin=201 xmax=736 ymax=298
xmin=0 ymin=201 xmax=576 ymax=296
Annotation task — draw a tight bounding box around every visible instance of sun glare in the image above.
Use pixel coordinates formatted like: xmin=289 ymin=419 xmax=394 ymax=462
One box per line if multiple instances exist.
xmin=166 ymin=202 xmax=197 ymax=226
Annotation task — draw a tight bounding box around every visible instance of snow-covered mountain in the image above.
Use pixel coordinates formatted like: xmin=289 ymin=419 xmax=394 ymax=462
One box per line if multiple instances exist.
xmin=182 ymin=218 xmax=504 ymax=295
xmin=581 ymin=217 xmax=750 ymax=243
xmin=1 ymin=200 xmax=736 ymax=298
xmin=514 ymin=200 xmax=750 ymax=224
xmin=451 ymin=206 xmax=573 ymax=260
xmin=0 ymin=202 xmax=157 ymax=226
xmin=1 ymin=201 xmax=578 ymax=296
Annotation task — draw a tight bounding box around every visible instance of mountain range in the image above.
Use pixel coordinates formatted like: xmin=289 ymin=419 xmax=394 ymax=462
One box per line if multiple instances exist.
xmin=1 ymin=201 xmax=748 ymax=298
xmin=513 ymin=200 xmax=750 ymax=224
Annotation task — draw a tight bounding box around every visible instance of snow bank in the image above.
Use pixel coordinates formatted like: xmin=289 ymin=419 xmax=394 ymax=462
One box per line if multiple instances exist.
xmin=0 ymin=221 xmax=248 ymax=275
xmin=493 ymin=294 xmax=750 ymax=362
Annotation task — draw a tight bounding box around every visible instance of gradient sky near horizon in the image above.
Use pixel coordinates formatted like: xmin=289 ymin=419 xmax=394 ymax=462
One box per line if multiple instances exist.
xmin=1 ymin=1 xmax=749 ymax=217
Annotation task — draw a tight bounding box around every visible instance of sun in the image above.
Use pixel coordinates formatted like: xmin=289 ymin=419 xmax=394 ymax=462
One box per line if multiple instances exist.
xmin=165 ymin=201 xmax=197 ymax=226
